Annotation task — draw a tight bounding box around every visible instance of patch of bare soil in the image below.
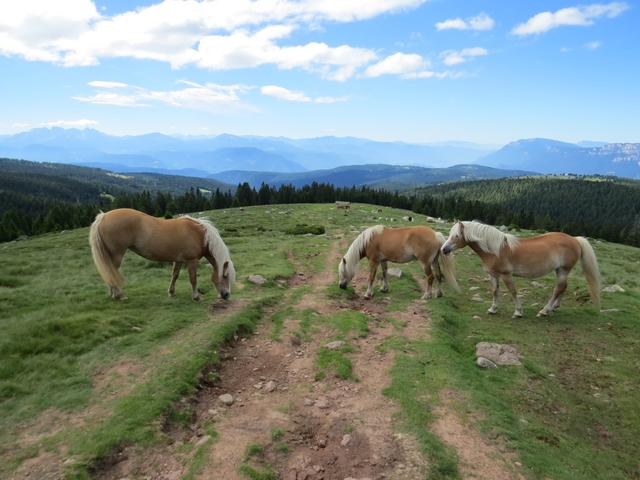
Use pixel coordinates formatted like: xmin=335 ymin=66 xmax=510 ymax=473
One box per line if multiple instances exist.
xmin=431 ymin=389 xmax=525 ymax=480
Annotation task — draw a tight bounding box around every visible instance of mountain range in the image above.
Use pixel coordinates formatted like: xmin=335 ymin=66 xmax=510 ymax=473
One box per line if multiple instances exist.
xmin=210 ymin=164 xmax=532 ymax=189
xmin=0 ymin=128 xmax=638 ymax=181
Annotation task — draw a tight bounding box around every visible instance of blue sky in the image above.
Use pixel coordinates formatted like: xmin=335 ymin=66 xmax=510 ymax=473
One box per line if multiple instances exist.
xmin=0 ymin=0 xmax=638 ymax=144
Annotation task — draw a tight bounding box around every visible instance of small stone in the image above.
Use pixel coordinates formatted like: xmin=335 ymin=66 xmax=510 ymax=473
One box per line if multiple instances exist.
xmin=264 ymin=380 xmax=277 ymax=393
xmin=315 ymin=398 xmax=330 ymax=409
xmin=602 ymin=284 xmax=625 ymax=293
xmin=469 ymin=286 xmax=480 ymax=291
xmin=472 ymin=315 xmax=482 ymax=320
xmin=325 ymin=340 xmax=346 ymax=350
xmin=531 ymin=281 xmax=546 ymax=288
xmin=195 ymin=435 xmax=211 ymax=447
xmin=475 ymin=342 xmax=521 ymax=365
xmin=471 ymin=293 xmax=483 ymax=302
xmin=340 ymin=434 xmax=352 ymax=447
xmin=218 ymin=393 xmax=234 ymax=406
xmin=253 ymin=382 xmax=263 ymax=389
xmin=476 ymin=357 xmax=497 ymax=369
xmin=247 ymin=274 xmax=267 ymax=285
xmin=304 ymin=398 xmax=314 ymax=406
xmin=386 ymin=267 xmax=402 ymax=278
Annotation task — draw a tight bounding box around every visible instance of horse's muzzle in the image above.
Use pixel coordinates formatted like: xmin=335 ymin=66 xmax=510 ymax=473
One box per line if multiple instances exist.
xmin=441 ymin=245 xmax=452 ymax=255
xmin=220 ymin=291 xmax=230 ymax=300
xmin=339 ymin=282 xmax=347 ymax=290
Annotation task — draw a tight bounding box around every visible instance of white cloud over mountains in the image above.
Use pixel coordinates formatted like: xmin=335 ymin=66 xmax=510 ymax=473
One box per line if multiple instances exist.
xmin=0 ymin=0 xmax=424 ymax=80
xmin=260 ymin=85 xmax=347 ymax=104
xmin=512 ymin=2 xmax=628 ymax=36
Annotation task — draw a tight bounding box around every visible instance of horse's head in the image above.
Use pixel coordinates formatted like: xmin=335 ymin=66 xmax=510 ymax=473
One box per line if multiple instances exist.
xmin=338 ymin=257 xmax=353 ymax=289
xmin=442 ymin=221 xmax=467 ymax=255
xmin=212 ymin=260 xmax=235 ymax=300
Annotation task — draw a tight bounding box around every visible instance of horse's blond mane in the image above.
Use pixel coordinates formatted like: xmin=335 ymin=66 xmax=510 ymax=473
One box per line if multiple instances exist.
xmin=458 ymin=221 xmax=519 ymax=256
xmin=343 ymin=225 xmax=384 ymax=277
xmin=187 ymin=216 xmax=236 ymax=282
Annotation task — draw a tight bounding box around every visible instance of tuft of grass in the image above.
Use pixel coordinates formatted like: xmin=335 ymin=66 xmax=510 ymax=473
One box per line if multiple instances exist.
xmin=274 ymin=442 xmax=290 ymax=454
xmin=244 ymin=443 xmax=264 ymax=460
xmin=239 ymin=464 xmax=278 ymax=480
xmin=315 ymin=345 xmax=356 ymax=381
xmin=284 ymin=224 xmax=325 ymax=235
xmin=270 ymin=428 xmax=285 ymax=441
xmin=323 ymin=310 xmax=369 ymax=339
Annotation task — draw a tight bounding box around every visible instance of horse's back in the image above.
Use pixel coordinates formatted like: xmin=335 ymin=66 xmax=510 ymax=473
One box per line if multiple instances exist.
xmin=372 ymin=225 xmax=440 ymax=262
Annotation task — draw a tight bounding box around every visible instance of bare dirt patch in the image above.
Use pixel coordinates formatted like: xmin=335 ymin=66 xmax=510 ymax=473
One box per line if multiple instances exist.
xmin=432 ymin=389 xmax=525 ymax=480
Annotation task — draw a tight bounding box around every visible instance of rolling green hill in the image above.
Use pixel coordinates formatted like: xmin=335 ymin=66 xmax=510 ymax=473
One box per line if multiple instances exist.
xmin=1 ymin=204 xmax=638 ymax=480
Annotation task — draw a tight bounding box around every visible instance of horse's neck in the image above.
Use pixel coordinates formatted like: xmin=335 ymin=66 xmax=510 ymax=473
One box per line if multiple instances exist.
xmin=468 ymin=241 xmax=498 ymax=262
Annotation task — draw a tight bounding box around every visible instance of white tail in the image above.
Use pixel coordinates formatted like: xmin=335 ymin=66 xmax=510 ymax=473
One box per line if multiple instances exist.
xmin=436 ymin=232 xmax=460 ymax=292
xmin=89 ymin=212 xmax=123 ymax=289
xmin=576 ymin=236 xmax=601 ymax=308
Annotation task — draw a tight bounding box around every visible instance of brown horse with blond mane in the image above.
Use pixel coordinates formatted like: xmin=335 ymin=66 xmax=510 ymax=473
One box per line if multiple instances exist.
xmin=338 ymin=225 xmax=459 ymax=299
xmin=89 ymin=208 xmax=235 ymax=301
xmin=441 ymin=221 xmax=600 ymax=318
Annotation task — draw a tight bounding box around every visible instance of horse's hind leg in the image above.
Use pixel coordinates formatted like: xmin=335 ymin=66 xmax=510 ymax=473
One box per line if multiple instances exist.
xmin=380 ymin=261 xmax=389 ymax=293
xmin=110 ymin=252 xmax=127 ymax=300
xmin=364 ymin=259 xmax=378 ymax=299
xmin=539 ymin=268 xmax=569 ymax=317
xmin=168 ymin=261 xmax=183 ymax=297
xmin=501 ymin=273 xmax=523 ymax=318
xmin=487 ymin=274 xmax=499 ymax=314
xmin=431 ymin=258 xmax=443 ymax=297
xmin=420 ymin=261 xmax=435 ymax=299
xmin=187 ymin=260 xmax=203 ymax=301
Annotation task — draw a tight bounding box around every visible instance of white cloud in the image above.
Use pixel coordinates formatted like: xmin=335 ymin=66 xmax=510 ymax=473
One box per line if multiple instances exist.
xmin=512 ymin=2 xmax=628 ymax=36
xmin=363 ymin=52 xmax=428 ymax=78
xmin=0 ymin=0 xmax=426 ymax=79
xmin=584 ymin=40 xmax=602 ymax=49
xmin=74 ymin=80 xmax=252 ymax=110
xmin=87 ymin=80 xmax=129 ymax=89
xmin=41 ymin=119 xmax=98 ymax=128
xmin=441 ymin=47 xmax=488 ymax=66
xmin=260 ymin=85 xmax=347 ymax=103
xmin=436 ymin=13 xmax=495 ymax=31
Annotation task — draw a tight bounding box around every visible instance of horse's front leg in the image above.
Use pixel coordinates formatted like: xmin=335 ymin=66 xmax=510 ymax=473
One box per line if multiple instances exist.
xmin=487 ymin=274 xmax=499 ymax=314
xmin=380 ymin=261 xmax=389 ymax=293
xmin=501 ymin=273 xmax=523 ymax=318
xmin=187 ymin=260 xmax=203 ymax=301
xmin=168 ymin=261 xmax=183 ymax=297
xmin=364 ymin=259 xmax=378 ymax=299
xmin=539 ymin=268 xmax=569 ymax=317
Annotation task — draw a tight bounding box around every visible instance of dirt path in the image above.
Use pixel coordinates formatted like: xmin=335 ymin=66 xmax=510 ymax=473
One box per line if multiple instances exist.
xmin=95 ymin=238 xmax=524 ymax=480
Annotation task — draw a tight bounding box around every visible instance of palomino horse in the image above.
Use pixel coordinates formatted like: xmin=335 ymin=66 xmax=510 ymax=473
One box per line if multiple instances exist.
xmin=441 ymin=221 xmax=600 ymax=318
xmin=89 ymin=208 xmax=235 ymax=301
xmin=338 ymin=225 xmax=459 ymax=299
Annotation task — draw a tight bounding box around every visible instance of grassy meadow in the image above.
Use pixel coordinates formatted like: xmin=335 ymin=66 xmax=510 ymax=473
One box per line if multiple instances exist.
xmin=0 ymin=203 xmax=638 ymax=479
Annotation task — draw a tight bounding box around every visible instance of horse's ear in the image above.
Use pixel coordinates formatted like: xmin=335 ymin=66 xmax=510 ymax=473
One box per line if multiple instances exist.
xmin=223 ymin=261 xmax=229 ymax=276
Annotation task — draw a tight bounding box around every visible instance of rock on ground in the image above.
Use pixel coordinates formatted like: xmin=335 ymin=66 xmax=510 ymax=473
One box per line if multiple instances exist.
xmin=475 ymin=342 xmax=522 ymax=366
xmin=325 ymin=340 xmax=346 ymax=350
xmin=476 ymin=357 xmax=498 ymax=369
xmin=247 ymin=274 xmax=267 ymax=285
xmin=218 ymin=393 xmax=234 ymax=406
xmin=602 ymin=284 xmax=625 ymax=293
xmin=386 ymin=267 xmax=402 ymax=278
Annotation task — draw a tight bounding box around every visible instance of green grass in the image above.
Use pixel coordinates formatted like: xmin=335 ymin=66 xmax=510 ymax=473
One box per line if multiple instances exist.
xmin=2 ymin=203 xmax=639 ymax=480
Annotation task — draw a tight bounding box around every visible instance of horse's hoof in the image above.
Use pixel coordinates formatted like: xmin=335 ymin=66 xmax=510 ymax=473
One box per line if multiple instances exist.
xmin=192 ymin=295 xmax=203 ymax=302
xmin=537 ymin=310 xmax=548 ymax=317
xmin=380 ymin=287 xmax=389 ymax=293
xmin=364 ymin=294 xmax=372 ymax=300
xmin=436 ymin=290 xmax=444 ymax=298
xmin=512 ymin=312 xmax=523 ymax=319
xmin=487 ymin=309 xmax=497 ymax=315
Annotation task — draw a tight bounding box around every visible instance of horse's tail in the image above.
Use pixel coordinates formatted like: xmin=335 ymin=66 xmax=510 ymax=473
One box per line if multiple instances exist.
xmin=89 ymin=212 xmax=123 ymax=289
xmin=436 ymin=232 xmax=460 ymax=292
xmin=576 ymin=236 xmax=601 ymax=308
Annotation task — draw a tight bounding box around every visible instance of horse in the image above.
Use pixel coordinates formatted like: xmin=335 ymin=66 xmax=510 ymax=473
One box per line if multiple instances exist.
xmin=89 ymin=208 xmax=236 ymax=301
xmin=441 ymin=221 xmax=600 ymax=318
xmin=338 ymin=225 xmax=459 ymax=299
xmin=335 ymin=201 xmax=351 ymax=215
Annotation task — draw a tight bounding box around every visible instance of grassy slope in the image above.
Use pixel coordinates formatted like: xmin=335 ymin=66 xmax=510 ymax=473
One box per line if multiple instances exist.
xmin=1 ymin=203 xmax=639 ymax=479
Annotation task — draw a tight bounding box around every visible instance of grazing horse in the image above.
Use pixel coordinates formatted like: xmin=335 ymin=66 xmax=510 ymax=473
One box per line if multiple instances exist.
xmin=338 ymin=225 xmax=459 ymax=299
xmin=89 ymin=208 xmax=235 ymax=301
xmin=441 ymin=221 xmax=600 ymax=318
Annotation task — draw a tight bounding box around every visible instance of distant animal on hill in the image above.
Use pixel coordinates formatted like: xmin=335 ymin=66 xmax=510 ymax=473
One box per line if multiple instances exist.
xmin=335 ymin=201 xmax=351 ymax=215
xmin=441 ymin=221 xmax=600 ymax=317
xmin=338 ymin=225 xmax=459 ymax=299
xmin=89 ymin=208 xmax=235 ymax=301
